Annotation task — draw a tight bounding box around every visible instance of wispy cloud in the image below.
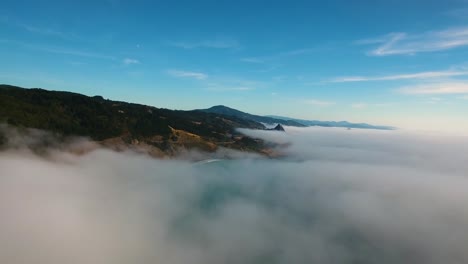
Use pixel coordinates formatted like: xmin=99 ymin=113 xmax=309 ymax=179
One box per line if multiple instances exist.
xmin=304 ymin=99 xmax=335 ymax=107
xmin=349 ymin=102 xmax=395 ymax=108
xmin=241 ymin=48 xmax=317 ymax=64
xmin=0 ymin=39 xmax=115 ymax=60
xmin=21 ymin=24 xmax=80 ymax=41
xmin=330 ymin=70 xmax=468 ymax=83
xmin=398 ymin=82 xmax=468 ymax=94
xmin=203 ymin=77 xmax=265 ymax=92
xmin=360 ymin=27 xmax=468 ymax=56
xmin=0 ymin=17 xmax=82 ymax=41
xmin=240 ymin=57 xmax=265 ymax=63
xmin=168 ymin=38 xmax=239 ymax=49
xmin=123 ymin=58 xmax=140 ymax=65
xmin=167 ymin=70 xmax=208 ymax=80
xmin=281 ymin=48 xmax=317 ymax=56
xmin=426 ymin=97 xmax=443 ymax=104
xmin=32 ymin=45 xmax=115 ymax=60
xmin=351 ymin=103 xmax=368 ymax=109
xmin=204 ymin=86 xmax=254 ymax=92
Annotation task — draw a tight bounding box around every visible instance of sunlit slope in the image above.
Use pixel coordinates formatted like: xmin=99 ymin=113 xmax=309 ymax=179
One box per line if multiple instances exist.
xmin=0 ymin=84 xmax=270 ymax=156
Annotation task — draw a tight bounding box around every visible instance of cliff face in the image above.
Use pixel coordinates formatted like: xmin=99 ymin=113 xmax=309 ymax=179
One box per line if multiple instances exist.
xmin=0 ymin=85 xmax=272 ymax=157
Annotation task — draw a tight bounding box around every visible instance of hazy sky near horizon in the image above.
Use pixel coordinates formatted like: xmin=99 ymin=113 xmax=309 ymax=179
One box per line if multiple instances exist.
xmin=2 ymin=0 xmax=468 ymax=132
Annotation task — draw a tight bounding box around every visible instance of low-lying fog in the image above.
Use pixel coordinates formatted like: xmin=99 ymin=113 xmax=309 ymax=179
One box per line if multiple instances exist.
xmin=1 ymin=126 xmax=468 ymax=264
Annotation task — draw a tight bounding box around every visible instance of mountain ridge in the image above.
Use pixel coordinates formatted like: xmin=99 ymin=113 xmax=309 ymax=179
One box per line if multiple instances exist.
xmin=200 ymin=105 xmax=394 ymax=130
xmin=266 ymin=115 xmax=395 ymax=130
xmin=198 ymin=105 xmax=306 ymax=127
xmin=0 ymin=84 xmax=395 ymax=159
xmin=0 ymin=84 xmax=274 ymax=158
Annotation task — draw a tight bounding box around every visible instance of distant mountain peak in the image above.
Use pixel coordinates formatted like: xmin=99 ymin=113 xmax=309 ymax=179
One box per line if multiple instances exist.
xmin=272 ymin=124 xmax=285 ymax=131
xmin=200 ymin=106 xmax=306 ymax=127
xmin=209 ymin=105 xmax=229 ymax=109
xmin=265 ymin=123 xmax=286 ymax=131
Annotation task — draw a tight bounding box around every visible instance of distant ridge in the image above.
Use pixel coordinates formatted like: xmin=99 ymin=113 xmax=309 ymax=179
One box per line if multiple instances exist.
xmin=198 ymin=105 xmax=306 ymax=127
xmin=198 ymin=105 xmax=394 ymax=130
xmin=266 ymin=115 xmax=395 ymax=130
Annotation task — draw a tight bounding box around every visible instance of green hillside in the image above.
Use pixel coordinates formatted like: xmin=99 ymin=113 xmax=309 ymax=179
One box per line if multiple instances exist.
xmin=0 ymin=85 xmax=270 ymax=156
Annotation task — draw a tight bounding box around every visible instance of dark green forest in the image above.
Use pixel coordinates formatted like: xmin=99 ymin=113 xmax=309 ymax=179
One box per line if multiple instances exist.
xmin=0 ymin=84 xmax=265 ymax=142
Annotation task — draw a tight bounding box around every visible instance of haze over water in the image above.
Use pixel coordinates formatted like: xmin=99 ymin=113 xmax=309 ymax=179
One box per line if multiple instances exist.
xmin=2 ymin=126 xmax=468 ymax=264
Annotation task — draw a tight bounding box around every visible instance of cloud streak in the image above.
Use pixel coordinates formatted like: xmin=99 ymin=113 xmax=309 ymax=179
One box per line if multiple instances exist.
xmin=240 ymin=57 xmax=265 ymax=63
xmin=351 ymin=103 xmax=367 ymax=109
xmin=0 ymin=17 xmax=86 ymax=42
xmin=123 ymin=58 xmax=140 ymax=65
xmin=398 ymin=82 xmax=468 ymax=94
xmin=304 ymin=99 xmax=335 ymax=106
xmin=361 ymin=27 xmax=468 ymax=56
xmin=167 ymin=70 xmax=208 ymax=80
xmin=330 ymin=70 xmax=468 ymax=83
xmin=0 ymin=39 xmax=115 ymax=60
xmin=22 ymin=24 xmax=69 ymax=38
xmin=203 ymin=77 xmax=264 ymax=92
xmin=169 ymin=38 xmax=239 ymax=49
xmin=204 ymin=86 xmax=254 ymax=92
xmin=241 ymin=48 xmax=317 ymax=64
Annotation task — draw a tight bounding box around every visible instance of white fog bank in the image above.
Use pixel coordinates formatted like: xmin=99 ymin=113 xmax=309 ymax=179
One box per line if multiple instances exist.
xmin=1 ymin=127 xmax=468 ymax=264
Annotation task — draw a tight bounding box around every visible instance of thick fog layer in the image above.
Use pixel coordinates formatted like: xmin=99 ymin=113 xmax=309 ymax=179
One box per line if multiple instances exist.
xmin=1 ymin=126 xmax=468 ymax=264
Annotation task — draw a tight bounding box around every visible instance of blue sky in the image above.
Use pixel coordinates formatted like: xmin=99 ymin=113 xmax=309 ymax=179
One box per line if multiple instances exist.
xmin=2 ymin=0 xmax=468 ymax=132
